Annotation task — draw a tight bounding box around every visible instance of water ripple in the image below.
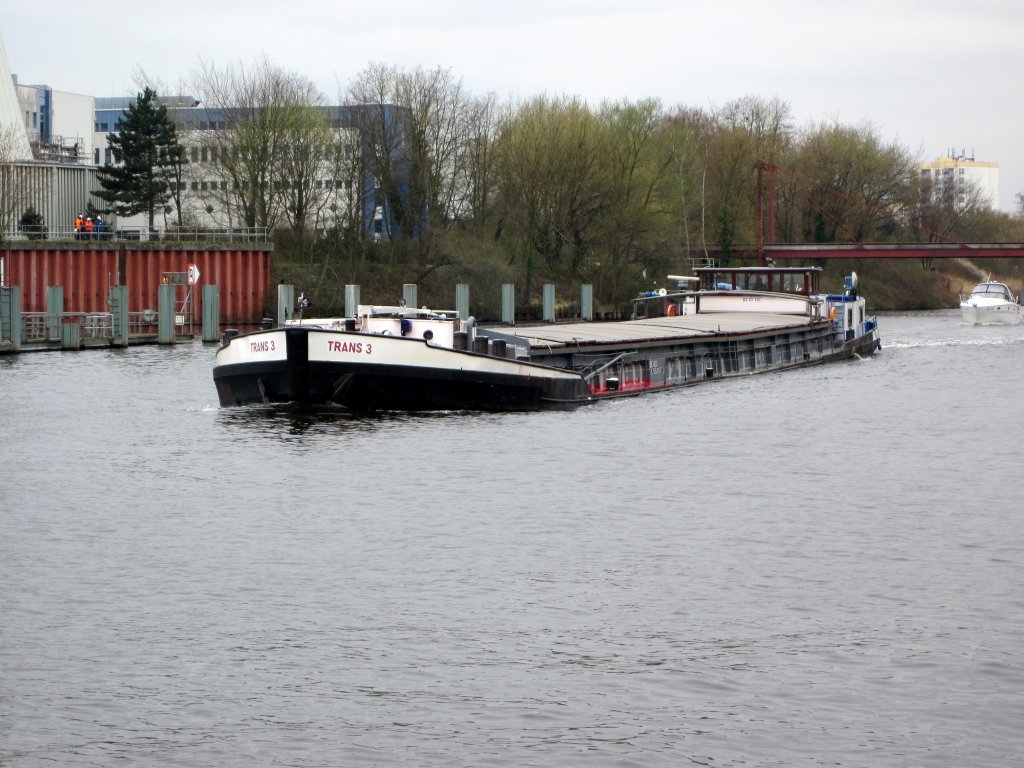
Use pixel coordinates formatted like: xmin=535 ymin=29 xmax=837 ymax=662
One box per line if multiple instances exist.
xmin=2 ymin=320 xmax=1023 ymax=767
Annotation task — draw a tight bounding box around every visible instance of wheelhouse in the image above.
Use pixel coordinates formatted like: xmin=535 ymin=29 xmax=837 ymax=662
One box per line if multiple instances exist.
xmin=632 ymin=267 xmax=826 ymax=319
xmin=694 ymin=266 xmax=821 ymax=296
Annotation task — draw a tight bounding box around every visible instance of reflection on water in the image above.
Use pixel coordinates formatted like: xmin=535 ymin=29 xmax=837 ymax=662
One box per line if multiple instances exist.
xmin=217 ymin=403 xmax=501 ymax=444
xmin=2 ymin=314 xmax=1023 ymax=767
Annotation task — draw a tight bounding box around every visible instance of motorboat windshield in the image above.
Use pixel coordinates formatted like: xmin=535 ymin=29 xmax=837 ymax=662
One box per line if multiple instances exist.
xmin=970 ymin=283 xmax=1013 ymax=301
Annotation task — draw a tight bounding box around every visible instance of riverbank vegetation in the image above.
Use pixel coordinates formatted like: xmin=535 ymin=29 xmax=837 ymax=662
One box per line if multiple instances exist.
xmin=164 ymin=62 xmax=1024 ymax=316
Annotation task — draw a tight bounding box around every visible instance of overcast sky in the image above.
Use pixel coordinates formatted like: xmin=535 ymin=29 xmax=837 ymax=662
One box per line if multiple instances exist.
xmin=3 ymin=0 xmax=1022 ymax=210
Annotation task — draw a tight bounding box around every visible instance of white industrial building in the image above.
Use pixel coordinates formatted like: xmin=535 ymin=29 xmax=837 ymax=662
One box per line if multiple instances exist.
xmin=2 ymin=27 xmax=370 ymax=239
xmin=91 ymin=98 xmax=365 ymax=236
xmin=1 ymin=29 xmax=97 ymax=237
xmin=0 ymin=31 xmax=32 ymax=160
xmin=917 ymin=150 xmax=1000 ymax=210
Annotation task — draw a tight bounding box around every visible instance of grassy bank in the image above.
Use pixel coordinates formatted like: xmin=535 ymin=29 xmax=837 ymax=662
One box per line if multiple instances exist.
xmin=270 ymin=231 xmax=1024 ymax=317
xmin=821 ymin=258 xmax=1024 ymax=311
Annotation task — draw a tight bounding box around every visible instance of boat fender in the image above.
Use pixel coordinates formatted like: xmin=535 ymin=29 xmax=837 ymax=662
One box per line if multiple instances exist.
xmin=400 ymin=318 xmax=412 ymax=336
xmin=667 ymin=303 xmax=678 ymax=317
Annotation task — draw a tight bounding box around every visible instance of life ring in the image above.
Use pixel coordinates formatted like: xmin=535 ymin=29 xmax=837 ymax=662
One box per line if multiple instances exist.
xmin=667 ymin=303 xmax=678 ymax=317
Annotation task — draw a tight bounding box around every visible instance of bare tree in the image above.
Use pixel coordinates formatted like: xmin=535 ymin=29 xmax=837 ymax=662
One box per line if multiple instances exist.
xmin=0 ymin=125 xmax=34 ymax=239
xmin=590 ymin=98 xmax=677 ymax=293
xmin=788 ymin=120 xmax=915 ymax=243
xmin=279 ymin=105 xmax=349 ymax=234
xmin=464 ymin=92 xmax=503 ymax=227
xmin=347 ymin=63 xmax=477 ymax=262
xmin=703 ymin=96 xmax=794 ymax=256
xmin=495 ymin=95 xmax=607 ymax=275
xmin=346 ymin=63 xmax=409 ymax=242
xmin=191 ymin=55 xmax=335 ymax=232
xmin=395 ymin=67 xmax=473 ymax=229
xmin=910 ymin=171 xmax=989 ymax=242
xmin=319 ymin=114 xmax=363 ymax=236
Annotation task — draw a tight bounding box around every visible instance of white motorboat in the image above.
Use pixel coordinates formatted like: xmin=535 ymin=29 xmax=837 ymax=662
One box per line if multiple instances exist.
xmin=959 ymin=281 xmax=1022 ymax=325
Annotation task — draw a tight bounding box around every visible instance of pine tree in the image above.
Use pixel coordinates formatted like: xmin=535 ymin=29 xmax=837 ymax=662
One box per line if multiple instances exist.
xmin=94 ymin=87 xmax=186 ymax=229
xmin=18 ymin=206 xmax=46 ymax=240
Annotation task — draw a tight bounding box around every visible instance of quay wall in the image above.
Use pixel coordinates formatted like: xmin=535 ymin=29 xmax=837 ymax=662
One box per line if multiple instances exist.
xmin=0 ymin=243 xmax=272 ymax=324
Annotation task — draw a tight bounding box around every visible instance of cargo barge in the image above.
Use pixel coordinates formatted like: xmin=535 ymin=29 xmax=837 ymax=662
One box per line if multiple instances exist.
xmin=213 ymin=266 xmax=880 ymax=412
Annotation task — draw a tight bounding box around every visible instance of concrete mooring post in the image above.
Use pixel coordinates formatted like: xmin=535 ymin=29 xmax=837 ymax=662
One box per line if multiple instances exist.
xmin=109 ymin=285 xmax=129 ymax=347
xmin=158 ymin=283 xmax=176 ymax=344
xmin=277 ymin=284 xmax=295 ymax=326
xmin=501 ymin=283 xmax=515 ymax=324
xmin=403 ymin=283 xmax=417 ymax=309
xmin=202 ymin=285 xmax=220 ymax=342
xmin=345 ymin=284 xmax=360 ymax=318
xmin=60 ymin=321 xmax=81 ymax=350
xmin=1 ymin=286 xmax=23 ymax=351
xmin=580 ymin=284 xmax=593 ymax=320
xmin=543 ymin=284 xmax=556 ymax=322
xmin=45 ymin=286 xmax=64 ymax=341
xmin=456 ymin=284 xmax=470 ymax=320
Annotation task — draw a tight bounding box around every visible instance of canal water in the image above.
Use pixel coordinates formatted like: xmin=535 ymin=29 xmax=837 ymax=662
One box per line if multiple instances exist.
xmin=1 ymin=310 xmax=1022 ymax=767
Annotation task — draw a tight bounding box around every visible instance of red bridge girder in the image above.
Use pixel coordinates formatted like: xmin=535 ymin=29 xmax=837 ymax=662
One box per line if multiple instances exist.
xmin=707 ymin=243 xmax=1024 ymax=261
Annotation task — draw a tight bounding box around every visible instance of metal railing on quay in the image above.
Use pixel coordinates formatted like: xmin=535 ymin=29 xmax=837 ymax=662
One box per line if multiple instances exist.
xmin=128 ymin=311 xmax=159 ymax=335
xmin=1 ymin=226 xmax=269 ymax=244
xmin=78 ymin=312 xmax=115 ymax=339
xmin=19 ymin=311 xmax=143 ymax=343
xmin=21 ymin=312 xmax=49 ymax=342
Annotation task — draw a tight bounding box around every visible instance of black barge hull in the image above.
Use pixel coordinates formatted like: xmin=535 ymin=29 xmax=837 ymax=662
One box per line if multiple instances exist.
xmin=214 ymin=314 xmax=880 ymax=413
xmin=214 ymin=327 xmax=592 ymax=411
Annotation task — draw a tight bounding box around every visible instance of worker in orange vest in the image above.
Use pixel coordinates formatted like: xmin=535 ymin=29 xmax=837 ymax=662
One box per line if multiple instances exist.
xmin=74 ymin=213 xmax=83 ymax=239
xmin=84 ymin=217 xmax=94 ymax=237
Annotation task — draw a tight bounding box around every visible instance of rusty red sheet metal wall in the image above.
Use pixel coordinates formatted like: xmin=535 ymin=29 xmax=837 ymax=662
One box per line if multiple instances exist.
xmin=1 ymin=244 xmax=272 ymax=324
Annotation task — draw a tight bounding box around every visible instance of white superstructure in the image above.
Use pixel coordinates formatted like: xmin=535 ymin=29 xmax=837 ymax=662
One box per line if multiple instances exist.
xmin=959 ymin=281 xmax=1022 ymax=325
